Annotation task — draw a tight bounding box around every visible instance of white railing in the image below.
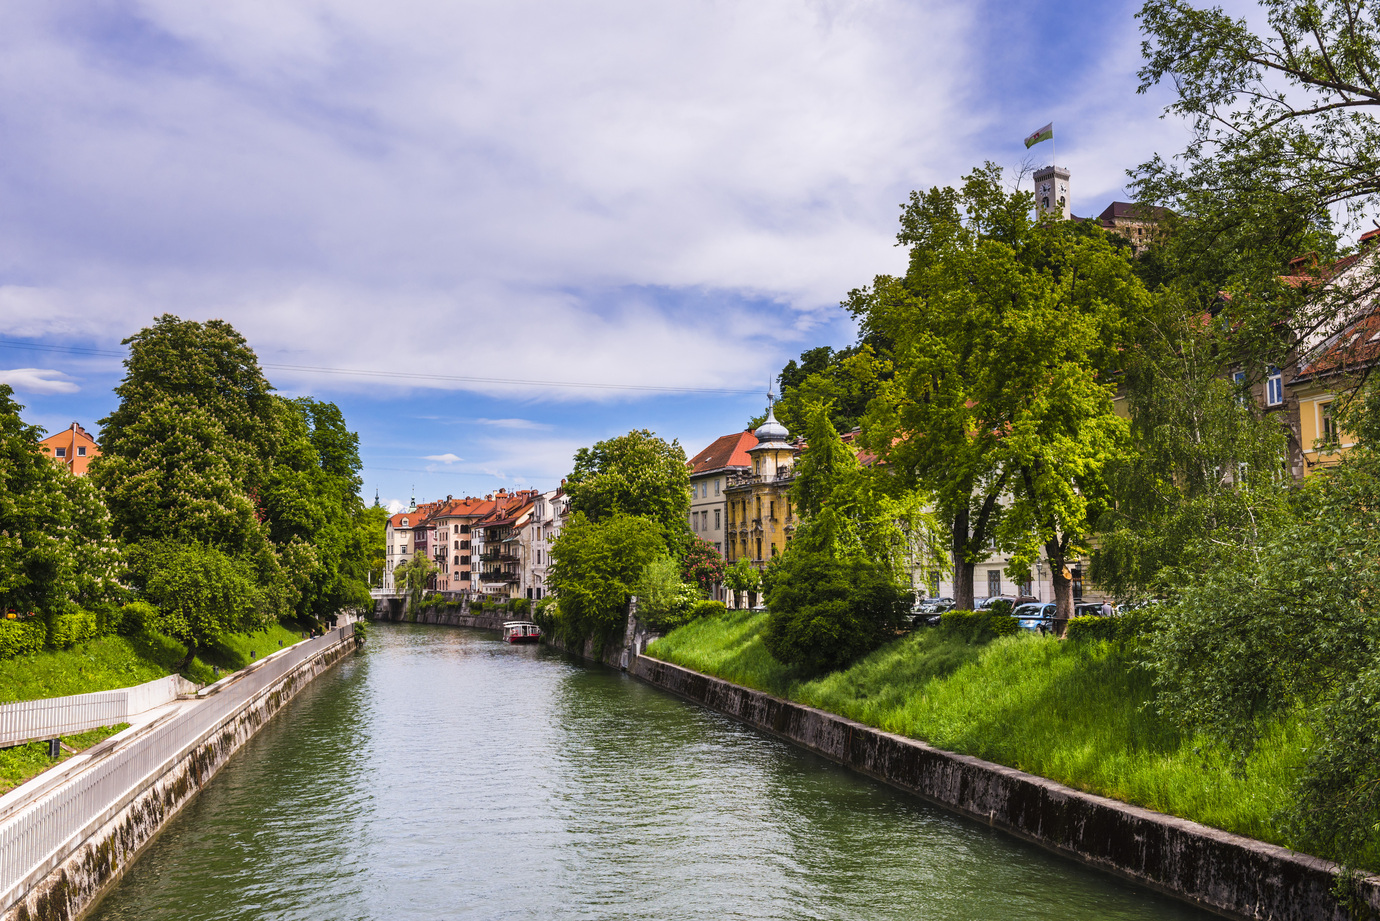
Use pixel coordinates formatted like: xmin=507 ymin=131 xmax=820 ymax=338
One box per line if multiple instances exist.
xmin=0 ymin=626 xmax=353 ymax=915
xmin=0 ymin=674 xmax=198 ymax=748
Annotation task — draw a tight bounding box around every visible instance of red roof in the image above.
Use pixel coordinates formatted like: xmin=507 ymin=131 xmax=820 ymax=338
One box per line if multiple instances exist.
xmin=688 ymin=431 xmax=757 ymax=475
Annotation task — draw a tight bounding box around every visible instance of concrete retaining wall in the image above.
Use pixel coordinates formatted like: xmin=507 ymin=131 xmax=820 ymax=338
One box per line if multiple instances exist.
xmin=628 ymin=654 xmax=1380 ymax=921
xmin=409 ymin=610 xmax=508 ymax=631
xmin=1 ymin=629 xmax=358 ymax=921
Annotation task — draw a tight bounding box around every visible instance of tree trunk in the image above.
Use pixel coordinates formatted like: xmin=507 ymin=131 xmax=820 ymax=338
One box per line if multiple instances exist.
xmin=950 ymin=506 xmax=977 ymax=610
xmin=1048 ymin=543 xmax=1075 ymax=632
xmin=175 ymin=637 xmax=197 ymax=674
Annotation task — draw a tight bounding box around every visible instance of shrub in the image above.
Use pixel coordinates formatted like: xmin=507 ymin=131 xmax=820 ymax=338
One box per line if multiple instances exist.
xmin=117 ymin=601 xmax=159 ymax=638
xmin=938 ymin=609 xmax=1019 ymax=643
xmin=1067 ymin=609 xmax=1158 ymax=644
xmin=0 ymin=618 xmax=46 ymax=659
xmin=762 ymin=550 xmax=910 ymax=674
xmin=984 ymin=599 xmax=1014 ymax=617
xmin=511 ymin=598 xmax=531 ymax=616
xmin=48 ymin=608 xmax=99 ymax=649
xmin=688 ymin=599 xmax=727 ymax=621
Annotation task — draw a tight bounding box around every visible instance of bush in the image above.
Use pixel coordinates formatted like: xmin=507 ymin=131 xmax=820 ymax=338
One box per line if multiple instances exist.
xmin=48 ymin=609 xmax=98 ymax=649
xmin=938 ymin=609 xmax=1019 ymax=643
xmin=117 ymin=601 xmax=159 ymax=638
xmin=1067 ymin=609 xmax=1158 ymax=644
xmin=762 ymin=550 xmax=910 ymax=674
xmin=689 ymin=599 xmax=727 ymax=621
xmin=0 ymin=618 xmax=46 ymax=659
xmin=511 ymin=598 xmax=530 ymax=616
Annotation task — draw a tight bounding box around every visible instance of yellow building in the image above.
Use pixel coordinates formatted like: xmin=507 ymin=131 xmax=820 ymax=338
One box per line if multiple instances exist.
xmin=723 ymin=405 xmax=798 ymax=569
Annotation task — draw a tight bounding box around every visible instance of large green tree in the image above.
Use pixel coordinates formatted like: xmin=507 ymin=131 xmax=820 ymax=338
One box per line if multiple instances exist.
xmin=564 ymin=429 xmax=690 ymax=536
xmin=860 ymin=165 xmax=1150 ymax=618
xmin=0 ymin=386 xmax=123 ymax=621
xmin=547 ymin=512 xmax=665 ymax=643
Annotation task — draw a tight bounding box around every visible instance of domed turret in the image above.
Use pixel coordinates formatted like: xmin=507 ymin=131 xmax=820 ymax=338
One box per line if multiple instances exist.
xmin=753 ymin=404 xmax=788 ymax=444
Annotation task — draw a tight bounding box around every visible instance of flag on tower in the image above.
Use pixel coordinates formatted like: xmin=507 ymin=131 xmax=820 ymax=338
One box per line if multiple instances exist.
xmin=1024 ymin=122 xmax=1053 ymax=149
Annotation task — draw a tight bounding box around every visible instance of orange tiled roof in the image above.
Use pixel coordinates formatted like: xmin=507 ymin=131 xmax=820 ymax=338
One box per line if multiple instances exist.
xmin=689 ymin=431 xmax=757 ymax=475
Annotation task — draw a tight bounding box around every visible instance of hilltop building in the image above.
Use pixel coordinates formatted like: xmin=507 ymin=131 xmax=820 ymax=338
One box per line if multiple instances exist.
xmin=724 ymin=405 xmax=798 ymax=575
xmin=39 ymin=423 xmax=100 ymax=476
xmin=687 ymin=430 xmax=756 ymax=557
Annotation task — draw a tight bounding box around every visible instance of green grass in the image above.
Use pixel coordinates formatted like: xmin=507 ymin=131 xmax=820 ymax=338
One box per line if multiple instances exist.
xmin=193 ymin=622 xmax=310 ymax=679
xmin=0 ymin=634 xmax=182 ymax=704
xmin=0 ymin=622 xmax=311 ymax=704
xmin=648 ymin=612 xmax=1306 ymax=848
xmin=0 ymin=724 xmax=129 ymax=794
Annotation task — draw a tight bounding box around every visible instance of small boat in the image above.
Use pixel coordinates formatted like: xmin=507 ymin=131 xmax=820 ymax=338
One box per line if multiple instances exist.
xmin=503 ymin=621 xmax=542 ymax=644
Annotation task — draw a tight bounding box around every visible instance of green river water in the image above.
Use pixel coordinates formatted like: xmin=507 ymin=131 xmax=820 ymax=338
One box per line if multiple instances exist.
xmin=86 ymin=623 xmax=1217 ymax=920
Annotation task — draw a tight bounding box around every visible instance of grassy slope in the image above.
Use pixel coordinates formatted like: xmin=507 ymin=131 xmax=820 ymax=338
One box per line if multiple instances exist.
xmin=0 ymin=622 xmax=310 ymax=704
xmin=0 ymin=725 xmax=129 ymax=794
xmin=648 ymin=610 xmax=1304 ymax=847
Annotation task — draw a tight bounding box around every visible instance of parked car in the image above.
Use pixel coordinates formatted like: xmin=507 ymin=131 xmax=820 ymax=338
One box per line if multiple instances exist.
xmin=912 ymin=597 xmax=955 ymax=627
xmin=1012 ymin=602 xmax=1057 ymax=633
xmin=975 ymin=595 xmax=1018 ymax=614
xmin=1074 ymin=602 xmax=1111 ymax=618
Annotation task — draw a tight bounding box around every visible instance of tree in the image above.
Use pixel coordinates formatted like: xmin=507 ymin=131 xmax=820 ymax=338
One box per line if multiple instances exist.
xmin=547 ymin=512 xmax=665 ymax=643
xmin=860 ymin=165 xmax=1149 ymax=617
xmin=634 ymin=554 xmax=700 ymax=631
xmin=681 ymin=538 xmax=724 ymax=596
xmin=0 ymin=385 xmax=123 ymax=621
xmin=761 ymin=549 xmax=910 ymax=674
xmin=394 ymin=554 xmax=439 ymax=613
xmin=790 ymin=400 xmax=938 ymax=581
xmin=723 ymin=558 xmax=760 ymax=609
xmin=261 ymin=397 xmax=373 ymax=620
xmin=1091 ymin=302 xmax=1294 ymax=597
xmin=1135 ymin=0 xmax=1364 ymax=367
xmin=775 ymin=344 xmax=891 ymax=436
xmin=129 ymin=542 xmax=273 ymax=662
xmin=564 ymin=430 xmax=691 ymax=536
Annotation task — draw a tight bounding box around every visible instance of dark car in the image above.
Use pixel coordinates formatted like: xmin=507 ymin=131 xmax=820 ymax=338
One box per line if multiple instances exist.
xmin=912 ymin=597 xmax=955 ymax=627
xmin=1075 ymin=602 xmax=1113 ymax=618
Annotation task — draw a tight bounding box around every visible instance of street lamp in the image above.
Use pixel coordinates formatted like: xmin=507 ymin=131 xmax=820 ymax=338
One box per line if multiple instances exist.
xmin=1035 ymin=558 xmax=1045 ymax=602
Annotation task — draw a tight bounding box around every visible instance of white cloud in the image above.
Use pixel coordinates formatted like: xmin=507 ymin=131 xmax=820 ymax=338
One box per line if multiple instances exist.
xmin=0 ymin=1 xmax=979 ymax=396
xmin=423 ymin=452 xmax=463 ymax=464
xmin=474 ymin=418 xmax=552 ymax=431
xmin=0 ymin=368 xmax=80 ymax=394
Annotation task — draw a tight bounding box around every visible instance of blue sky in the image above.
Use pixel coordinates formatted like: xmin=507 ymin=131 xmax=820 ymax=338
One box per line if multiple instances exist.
xmin=0 ymin=0 xmax=1199 ymax=511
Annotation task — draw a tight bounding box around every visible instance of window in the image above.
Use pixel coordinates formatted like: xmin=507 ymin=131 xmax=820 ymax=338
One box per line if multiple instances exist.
xmin=692 ymin=511 xmax=700 ymax=531
xmin=1321 ymin=401 xmax=1340 ymax=447
xmin=715 ymin=542 xmax=721 ymax=553
xmin=715 ymin=479 xmax=721 ymax=495
xmin=1266 ymin=366 xmax=1283 ymax=406
xmin=769 ymin=500 xmax=776 ymax=519
xmin=714 ymin=509 xmax=721 ymax=530
xmin=987 ymin=570 xmax=1001 ymax=597
xmin=1071 ymin=567 xmax=1084 ymax=601
xmin=77 ymin=446 xmax=87 ymax=456
xmin=54 ymin=447 xmax=65 ymax=458
xmin=1019 ymin=571 xmax=1032 ymax=596
xmin=756 ymin=538 xmax=763 ymax=560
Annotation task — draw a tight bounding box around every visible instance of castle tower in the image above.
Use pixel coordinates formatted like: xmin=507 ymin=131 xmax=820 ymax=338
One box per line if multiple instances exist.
xmin=1033 ymin=165 xmax=1071 ymax=220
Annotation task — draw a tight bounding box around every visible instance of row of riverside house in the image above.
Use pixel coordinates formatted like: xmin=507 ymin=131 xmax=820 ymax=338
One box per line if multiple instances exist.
xmin=381 ymin=487 xmax=570 ymax=602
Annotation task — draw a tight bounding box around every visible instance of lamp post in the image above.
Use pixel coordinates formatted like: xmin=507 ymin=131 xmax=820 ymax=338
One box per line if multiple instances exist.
xmin=1035 ymin=558 xmax=1045 ymax=602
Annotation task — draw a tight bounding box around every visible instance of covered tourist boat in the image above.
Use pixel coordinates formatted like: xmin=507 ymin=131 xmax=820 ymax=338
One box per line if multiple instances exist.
xmin=503 ymin=621 xmax=542 ymax=644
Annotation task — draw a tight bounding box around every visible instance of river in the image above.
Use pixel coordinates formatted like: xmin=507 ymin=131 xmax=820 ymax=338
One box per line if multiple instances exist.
xmin=87 ymin=624 xmax=1215 ymax=920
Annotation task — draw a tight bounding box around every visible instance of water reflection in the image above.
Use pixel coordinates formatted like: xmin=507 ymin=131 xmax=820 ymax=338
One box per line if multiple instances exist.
xmin=89 ymin=624 xmax=1212 ymax=921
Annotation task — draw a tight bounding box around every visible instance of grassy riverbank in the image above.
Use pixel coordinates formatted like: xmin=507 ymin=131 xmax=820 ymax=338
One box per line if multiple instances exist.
xmin=0 ymin=725 xmax=129 ymax=795
xmin=648 ymin=610 xmax=1306 ymax=847
xmin=0 ymin=622 xmax=310 ymax=705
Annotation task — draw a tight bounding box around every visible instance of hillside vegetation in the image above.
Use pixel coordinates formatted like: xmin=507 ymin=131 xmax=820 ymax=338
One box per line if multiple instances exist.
xmin=648 ymin=610 xmax=1307 ymax=849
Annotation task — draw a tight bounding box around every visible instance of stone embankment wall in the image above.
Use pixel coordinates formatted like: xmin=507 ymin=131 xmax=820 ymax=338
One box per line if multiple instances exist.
xmin=627 ymin=654 xmax=1380 ymax=921
xmin=370 ymin=597 xmax=510 ymax=632
xmin=1 ymin=628 xmax=358 ymax=921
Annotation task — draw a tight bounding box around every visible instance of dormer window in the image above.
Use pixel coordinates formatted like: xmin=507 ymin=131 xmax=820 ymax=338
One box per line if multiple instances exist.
xmin=401 ymin=517 xmax=409 ymax=527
